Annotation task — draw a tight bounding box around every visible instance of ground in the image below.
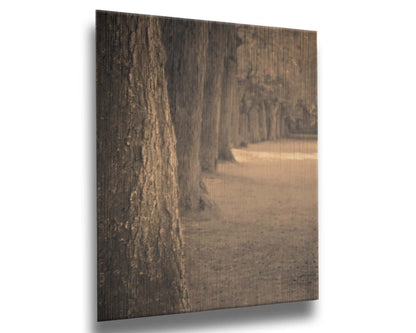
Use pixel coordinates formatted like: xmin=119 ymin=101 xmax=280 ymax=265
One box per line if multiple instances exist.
xmin=182 ymin=138 xmax=318 ymax=312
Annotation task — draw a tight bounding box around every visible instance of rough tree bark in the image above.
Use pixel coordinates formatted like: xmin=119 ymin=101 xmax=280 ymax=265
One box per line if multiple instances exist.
xmin=199 ymin=24 xmax=227 ymax=172
xmin=96 ymin=12 xmax=189 ymax=321
xmin=161 ymin=18 xmax=210 ymax=210
xmin=218 ymin=25 xmax=238 ymax=161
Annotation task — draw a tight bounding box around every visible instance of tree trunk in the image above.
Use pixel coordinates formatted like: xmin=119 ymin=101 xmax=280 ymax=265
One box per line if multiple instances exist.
xmin=267 ymin=102 xmax=278 ymax=140
xmin=238 ymin=97 xmax=250 ymax=145
xmin=161 ymin=18 xmax=209 ymax=210
xmin=248 ymin=105 xmax=261 ymax=143
xmin=96 ymin=12 xmax=189 ymax=320
xmin=218 ymin=25 xmax=238 ymax=161
xmin=275 ymin=108 xmax=281 ymax=139
xmin=278 ymin=103 xmax=287 ymax=138
xmin=200 ymin=24 xmax=227 ymax=172
xmin=258 ymin=101 xmax=268 ymax=141
xmin=230 ymin=89 xmax=242 ymax=147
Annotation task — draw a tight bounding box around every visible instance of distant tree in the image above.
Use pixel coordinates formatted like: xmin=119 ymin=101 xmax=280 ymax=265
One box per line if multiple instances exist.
xmin=218 ymin=24 xmax=238 ymax=161
xmin=200 ymin=23 xmax=227 ymax=172
xmin=235 ymin=26 xmax=317 ymax=140
xmin=162 ymin=18 xmax=210 ymax=210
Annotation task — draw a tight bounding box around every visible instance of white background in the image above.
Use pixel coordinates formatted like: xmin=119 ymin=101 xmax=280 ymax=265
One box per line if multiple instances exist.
xmin=1 ymin=1 xmax=415 ymax=332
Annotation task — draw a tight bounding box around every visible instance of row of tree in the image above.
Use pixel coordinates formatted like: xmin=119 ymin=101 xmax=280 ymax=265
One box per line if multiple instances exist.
xmin=236 ymin=25 xmax=318 ymax=143
xmin=96 ymin=11 xmax=317 ymax=320
xmin=162 ymin=19 xmax=318 ymax=214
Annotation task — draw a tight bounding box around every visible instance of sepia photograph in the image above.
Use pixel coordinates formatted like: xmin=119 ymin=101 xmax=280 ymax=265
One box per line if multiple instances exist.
xmin=96 ymin=10 xmax=318 ymax=321
xmin=4 ymin=2 xmax=416 ymax=332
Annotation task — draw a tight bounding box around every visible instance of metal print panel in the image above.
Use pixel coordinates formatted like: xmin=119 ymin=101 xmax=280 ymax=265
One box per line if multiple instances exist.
xmin=96 ymin=10 xmax=318 ymax=321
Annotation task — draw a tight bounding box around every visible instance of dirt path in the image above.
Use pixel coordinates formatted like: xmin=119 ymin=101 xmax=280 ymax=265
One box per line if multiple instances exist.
xmin=182 ymin=139 xmax=318 ymax=312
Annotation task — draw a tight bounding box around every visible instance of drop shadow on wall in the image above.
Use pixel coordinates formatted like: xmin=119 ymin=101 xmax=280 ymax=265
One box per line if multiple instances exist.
xmin=87 ymin=23 xmax=316 ymax=333
xmin=94 ymin=302 xmax=315 ymax=333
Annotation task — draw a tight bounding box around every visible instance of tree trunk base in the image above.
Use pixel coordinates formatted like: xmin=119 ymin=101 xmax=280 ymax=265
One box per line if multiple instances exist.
xmin=198 ymin=180 xmax=215 ymax=211
xmin=218 ymin=148 xmax=236 ymax=162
